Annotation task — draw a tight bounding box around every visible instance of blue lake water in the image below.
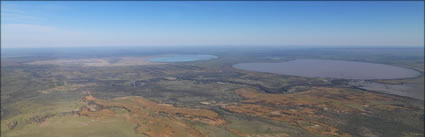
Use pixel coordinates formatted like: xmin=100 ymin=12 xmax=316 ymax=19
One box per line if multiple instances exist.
xmin=149 ymin=55 xmax=217 ymax=63
xmin=233 ymin=59 xmax=421 ymax=80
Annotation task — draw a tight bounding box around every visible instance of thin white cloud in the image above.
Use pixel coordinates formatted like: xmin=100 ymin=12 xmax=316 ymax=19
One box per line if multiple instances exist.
xmin=1 ymin=2 xmax=423 ymax=48
xmin=1 ymin=3 xmax=39 ymax=24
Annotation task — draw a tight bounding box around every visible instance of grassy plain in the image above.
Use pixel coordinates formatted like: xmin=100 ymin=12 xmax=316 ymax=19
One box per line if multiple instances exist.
xmin=1 ymin=47 xmax=424 ymax=137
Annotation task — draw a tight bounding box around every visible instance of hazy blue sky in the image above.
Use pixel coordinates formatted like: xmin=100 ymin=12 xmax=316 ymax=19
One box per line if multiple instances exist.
xmin=1 ymin=1 xmax=424 ymax=48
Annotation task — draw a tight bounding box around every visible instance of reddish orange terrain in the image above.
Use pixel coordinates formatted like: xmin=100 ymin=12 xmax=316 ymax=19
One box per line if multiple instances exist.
xmin=224 ymin=87 xmax=419 ymax=137
xmin=77 ymin=95 xmax=226 ymax=137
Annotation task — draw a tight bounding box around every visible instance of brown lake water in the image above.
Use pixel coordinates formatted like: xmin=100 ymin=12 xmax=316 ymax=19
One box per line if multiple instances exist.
xmin=233 ymin=59 xmax=420 ymax=80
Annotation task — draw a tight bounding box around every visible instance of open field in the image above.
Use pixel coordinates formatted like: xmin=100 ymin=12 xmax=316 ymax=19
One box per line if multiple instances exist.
xmin=77 ymin=94 xmax=225 ymax=137
xmin=225 ymin=88 xmax=424 ymax=137
xmin=1 ymin=47 xmax=424 ymax=137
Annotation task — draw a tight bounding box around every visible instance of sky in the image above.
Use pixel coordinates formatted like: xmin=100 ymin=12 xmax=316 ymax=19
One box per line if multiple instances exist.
xmin=1 ymin=1 xmax=424 ymax=48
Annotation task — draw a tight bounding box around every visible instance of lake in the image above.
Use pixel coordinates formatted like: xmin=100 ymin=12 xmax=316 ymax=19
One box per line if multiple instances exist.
xmin=349 ymin=80 xmax=424 ymax=100
xmin=149 ymin=55 xmax=217 ymax=63
xmin=233 ymin=59 xmax=420 ymax=80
